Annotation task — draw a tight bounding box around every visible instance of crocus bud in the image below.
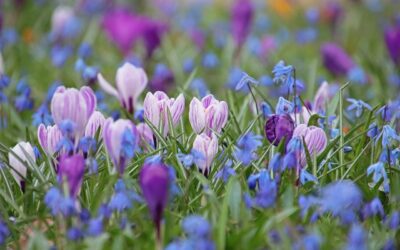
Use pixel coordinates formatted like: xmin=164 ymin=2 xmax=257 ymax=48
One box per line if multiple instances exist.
xmin=8 ymin=142 xmax=35 ymax=189
xmin=189 ymin=95 xmax=228 ymax=135
xmin=231 ymin=0 xmax=254 ymax=48
xmin=293 ymin=124 xmax=327 ymax=167
xmin=85 ymin=111 xmax=106 ymax=138
xmin=102 ymin=118 xmax=139 ymax=175
xmin=139 ymin=161 xmax=169 ymax=239
xmin=58 ymin=154 xmax=85 ymax=198
xmin=37 ymin=124 xmax=63 ymax=155
xmin=97 ymin=63 xmax=148 ymax=114
xmin=192 ymin=133 xmax=218 ymax=176
xmin=313 ymin=81 xmax=330 ymax=113
xmin=143 ymin=91 xmax=185 ymax=136
xmin=51 ymin=86 xmax=96 ymax=138
xmin=321 ymin=42 xmax=355 ymax=76
xmin=384 ymin=24 xmax=400 ymax=66
xmin=265 ymin=114 xmax=294 ymax=146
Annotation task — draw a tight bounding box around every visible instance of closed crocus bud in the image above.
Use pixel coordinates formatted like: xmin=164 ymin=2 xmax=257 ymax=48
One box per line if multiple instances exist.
xmin=321 ymin=42 xmax=355 ymax=76
xmin=58 ymin=154 xmax=85 ymax=198
xmin=8 ymin=142 xmax=35 ymax=189
xmin=102 ymin=118 xmax=139 ymax=175
xmin=85 ymin=111 xmax=106 ymax=138
xmin=97 ymin=63 xmax=148 ymax=114
xmin=231 ymin=0 xmax=254 ymax=48
xmin=313 ymin=81 xmax=330 ymax=113
xmin=51 ymin=86 xmax=96 ymax=137
xmin=37 ymin=124 xmax=63 ymax=155
xmin=139 ymin=161 xmax=169 ymax=239
xmin=384 ymin=24 xmax=400 ymax=66
xmin=143 ymin=91 xmax=185 ymax=136
xmin=293 ymin=124 xmax=328 ymax=167
xmin=192 ymin=133 xmax=218 ymax=176
xmin=189 ymin=95 xmax=229 ymax=135
xmin=265 ymin=114 xmax=295 ymax=146
xmin=137 ymin=123 xmax=154 ymax=148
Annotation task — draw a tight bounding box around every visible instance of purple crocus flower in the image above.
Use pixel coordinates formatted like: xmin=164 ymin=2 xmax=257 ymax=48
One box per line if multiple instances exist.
xmin=231 ymin=0 xmax=254 ymax=48
xmin=102 ymin=9 xmax=167 ymax=56
xmin=384 ymin=24 xmax=400 ymax=66
xmin=58 ymin=154 xmax=85 ymax=198
xmin=50 ymin=86 xmax=96 ymax=138
xmin=293 ymin=124 xmax=327 ymax=167
xmin=265 ymin=114 xmax=294 ymax=146
xmin=37 ymin=124 xmax=63 ymax=155
xmin=321 ymin=42 xmax=355 ymax=76
xmin=102 ymin=119 xmax=139 ymax=175
xmin=139 ymin=161 xmax=170 ymax=240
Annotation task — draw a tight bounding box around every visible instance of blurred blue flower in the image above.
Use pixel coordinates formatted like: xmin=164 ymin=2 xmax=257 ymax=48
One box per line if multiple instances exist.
xmin=177 ymin=150 xmax=204 ymax=169
xmin=272 ymin=60 xmax=294 ymax=86
xmin=345 ymin=224 xmax=366 ymax=250
xmin=294 ymin=233 xmax=321 ymax=250
xmin=67 ymin=227 xmax=83 ymax=241
xmin=235 ymin=71 xmax=258 ymax=91
xmin=306 ymin=8 xmax=319 ymax=24
xmin=79 ymin=136 xmax=97 ymax=154
xmin=346 ymin=98 xmax=372 ymax=117
xmin=182 ymin=215 xmax=211 ymax=238
xmin=202 ymin=53 xmax=219 ymax=69
xmin=109 ymin=179 xmax=141 ymax=212
xmin=296 ymin=27 xmax=317 ymax=44
xmin=183 ymin=58 xmax=195 ymax=73
xmin=378 ymin=125 xmax=400 ymax=148
xmin=347 ymin=67 xmax=367 ymax=85
xmin=0 ymin=220 xmax=9 ymax=245
xmin=215 ymin=161 xmax=235 ymax=183
xmin=234 ymin=132 xmax=263 ymax=165
xmin=386 ymin=211 xmax=400 ymax=230
xmin=51 ymin=45 xmax=73 ymax=68
xmin=78 ymin=43 xmax=92 ymax=59
xmin=268 ymin=153 xmax=282 ymax=173
xmin=259 ymin=75 xmax=273 ymax=87
xmin=362 ymin=197 xmax=384 ymax=219
xmin=367 ymin=122 xmax=378 ymax=138
xmin=87 ymin=217 xmax=103 ymax=237
xmin=276 ymin=97 xmax=294 ymax=115
xmin=300 ymin=169 xmax=318 ymax=185
xmin=367 ymin=161 xmax=389 ymax=193
xmin=120 ymin=128 xmax=138 ymax=159
xmin=261 ymin=102 xmax=273 ymax=118
xmin=190 ymin=78 xmax=209 ymax=98
xmin=32 ymin=104 xmax=53 ymax=126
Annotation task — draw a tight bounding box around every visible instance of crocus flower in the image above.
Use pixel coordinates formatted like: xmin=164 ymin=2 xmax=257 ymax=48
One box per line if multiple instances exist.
xmin=265 ymin=114 xmax=294 ymax=146
xmin=139 ymin=161 xmax=170 ymax=239
xmin=189 ymin=95 xmax=228 ymax=135
xmin=8 ymin=141 xmax=35 ymax=189
xmin=293 ymin=124 xmax=327 ymax=167
xmin=192 ymin=133 xmax=218 ymax=176
xmin=98 ymin=62 xmax=148 ymax=114
xmin=384 ymin=24 xmax=400 ymax=66
xmin=137 ymin=122 xmax=154 ymax=148
xmin=84 ymin=111 xmax=106 ymax=138
xmin=143 ymin=91 xmax=185 ymax=136
xmin=313 ymin=81 xmax=330 ymax=113
xmin=37 ymin=124 xmax=63 ymax=155
xmin=231 ymin=0 xmax=254 ymax=48
xmin=321 ymin=42 xmax=355 ymax=76
xmin=58 ymin=154 xmax=85 ymax=198
xmin=102 ymin=119 xmax=139 ymax=175
xmin=50 ymin=86 xmax=96 ymax=138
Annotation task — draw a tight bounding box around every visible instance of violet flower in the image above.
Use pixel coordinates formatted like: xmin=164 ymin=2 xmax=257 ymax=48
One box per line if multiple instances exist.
xmin=192 ymin=133 xmax=218 ymax=176
xmin=57 ymin=154 xmax=85 ymax=198
xmin=264 ymin=114 xmax=295 ymax=146
xmin=84 ymin=111 xmax=106 ymax=138
xmin=293 ymin=124 xmax=327 ymax=167
xmin=321 ymin=42 xmax=355 ymax=76
xmin=98 ymin=62 xmax=148 ymax=114
xmin=139 ymin=161 xmax=170 ymax=240
xmin=37 ymin=124 xmax=63 ymax=155
xmin=384 ymin=24 xmax=400 ymax=66
xmin=231 ymin=0 xmax=254 ymax=48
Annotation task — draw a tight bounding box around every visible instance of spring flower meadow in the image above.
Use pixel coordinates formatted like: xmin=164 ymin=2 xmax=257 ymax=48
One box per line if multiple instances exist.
xmin=1 ymin=0 xmax=400 ymax=249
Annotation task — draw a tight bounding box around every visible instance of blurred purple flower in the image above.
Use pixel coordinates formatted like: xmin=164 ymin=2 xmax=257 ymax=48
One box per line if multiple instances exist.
xmin=265 ymin=114 xmax=294 ymax=146
xmin=231 ymin=0 xmax=253 ymax=48
xmin=321 ymin=42 xmax=355 ymax=76
xmin=384 ymin=24 xmax=400 ymax=66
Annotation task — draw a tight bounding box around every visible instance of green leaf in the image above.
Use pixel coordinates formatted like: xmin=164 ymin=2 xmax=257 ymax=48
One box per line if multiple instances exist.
xmin=228 ymin=178 xmax=241 ymax=223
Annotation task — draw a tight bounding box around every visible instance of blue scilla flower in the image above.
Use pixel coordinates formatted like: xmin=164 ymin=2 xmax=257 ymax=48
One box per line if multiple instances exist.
xmin=51 ymin=45 xmax=73 ymax=68
xmin=75 ymin=58 xmax=86 ymax=73
xmin=246 ymin=36 xmax=261 ymax=56
xmin=0 ymin=220 xmax=9 ymax=245
xmin=14 ymin=93 xmax=33 ymax=112
xmin=215 ymin=161 xmax=235 ymax=183
xmin=300 ymin=169 xmax=318 ymax=185
xmin=261 ymin=102 xmax=273 ymax=118
xmin=120 ymin=128 xmax=138 ymax=159
xmin=379 ymin=148 xmax=400 ymax=165
xmin=183 ymin=58 xmax=195 ymax=73
xmin=226 ymin=67 xmax=247 ymax=91
xmin=182 ymin=215 xmax=211 ymax=238
xmin=79 ymin=136 xmax=97 ymax=154
xmin=388 ymin=74 xmax=400 ymax=87
xmin=378 ymin=125 xmax=400 ymax=148
xmin=346 ymin=98 xmax=372 ymax=118
xmin=109 ymin=179 xmax=142 ymax=212
xmin=134 ymin=109 xmax=144 ymax=122
xmin=386 ymin=211 xmax=400 ymax=230
xmin=282 ymin=151 xmax=297 ymax=171
xmin=276 ymin=97 xmax=294 ymax=115
xmin=87 ymin=217 xmax=103 ymax=237
xmin=78 ymin=42 xmax=92 ymax=59
xmin=345 ymin=224 xmax=366 ymax=250
xmin=247 ymin=173 xmax=259 ymax=190
xmin=0 ymin=75 xmax=10 ymax=89
xmin=367 ymin=122 xmax=378 ymax=138
xmin=306 ymin=7 xmax=319 ymax=24
xmin=44 ymin=187 xmax=75 ymax=216
xmin=298 ymin=195 xmax=319 ymax=218
xmin=367 ymin=162 xmax=389 ymax=193
xmin=82 ymin=66 xmax=98 ymax=84
xmin=202 ymin=53 xmax=219 ymax=69
xmin=268 ymin=153 xmax=282 ymax=173
xmin=259 ymin=75 xmax=273 ymax=87
xmin=294 ymin=233 xmax=321 ymax=250
xmin=32 ymin=104 xmax=53 ymax=126
xmin=67 ymin=227 xmax=84 ymax=241
xmin=234 ymin=132 xmax=263 ymax=166
xmin=362 ymin=197 xmax=384 ymax=219
xmin=247 ymin=170 xmax=277 ymax=209
xmin=45 ymin=82 xmax=61 ymax=103
xmin=296 ymin=27 xmax=318 ymax=44
xmin=235 ymin=71 xmax=258 ymax=91
xmin=177 ymin=150 xmax=204 ymax=169
xmin=348 ymin=67 xmax=367 ymax=85
xmin=376 ymin=105 xmax=393 ymax=122
xmin=0 ymin=28 xmax=18 ymax=49
xmin=272 ymin=60 xmax=294 ymax=86
xmin=190 ymin=78 xmax=209 ymax=98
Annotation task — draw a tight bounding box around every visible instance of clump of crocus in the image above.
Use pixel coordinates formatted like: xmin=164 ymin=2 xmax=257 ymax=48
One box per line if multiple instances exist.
xmin=97 ymin=62 xmax=148 ymax=114
xmin=51 ymin=86 xmax=96 ymax=138
xmin=189 ymin=94 xmax=228 ymax=136
xmin=102 ymin=119 xmax=139 ymax=175
xmin=231 ymin=0 xmax=254 ymax=50
xmin=57 ymin=154 xmax=85 ymax=198
xmin=320 ymin=42 xmax=355 ymax=76
xmin=192 ymin=133 xmax=218 ymax=177
xmin=8 ymin=141 xmax=36 ymax=190
xmin=37 ymin=124 xmax=63 ymax=155
xmin=292 ymin=124 xmax=328 ymax=167
xmin=139 ymin=160 xmax=170 ymax=243
xmin=265 ymin=114 xmax=295 ymax=146
xmin=143 ymin=91 xmax=185 ymax=137
xmin=384 ymin=24 xmax=400 ymax=67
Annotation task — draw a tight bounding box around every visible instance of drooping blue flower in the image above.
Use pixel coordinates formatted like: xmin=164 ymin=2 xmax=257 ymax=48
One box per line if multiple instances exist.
xmin=268 ymin=153 xmax=282 ymax=173
xmin=253 ymin=170 xmax=277 ymax=208
xmin=344 ymin=224 xmax=366 ymax=250
xmin=282 ymin=151 xmax=297 ymax=171
xmin=0 ymin=220 xmax=9 ymax=245
xmin=367 ymin=122 xmax=378 ymax=138
xmin=378 ymin=125 xmax=400 ymax=148
xmin=87 ymin=217 xmax=103 ymax=237
xmin=367 ymin=162 xmax=389 ymax=193
xmin=386 ymin=211 xmax=400 ymax=230
xmin=32 ymin=104 xmax=53 ymax=126
xmin=272 ymin=60 xmax=294 ymax=87
xmin=109 ymin=179 xmax=141 ymax=212
xmin=362 ymin=197 xmax=385 ymax=219
xmin=247 ymin=173 xmax=259 ymax=190
xmin=202 ymin=52 xmax=219 ymax=69
xmin=234 ymin=132 xmax=263 ymax=165
xmin=182 ymin=215 xmax=211 ymax=238
xmin=276 ymin=97 xmax=294 ymax=115
xmin=294 ymin=233 xmax=321 ymax=250
xmin=215 ymin=161 xmax=235 ymax=183
xmin=44 ymin=187 xmax=63 ymax=215
xmin=235 ymin=71 xmax=258 ymax=91
xmin=261 ymin=102 xmax=273 ymax=118
xmin=346 ymin=98 xmax=372 ymax=118
xmin=300 ymin=169 xmax=318 ymax=185
xmin=67 ymin=227 xmax=84 ymax=241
